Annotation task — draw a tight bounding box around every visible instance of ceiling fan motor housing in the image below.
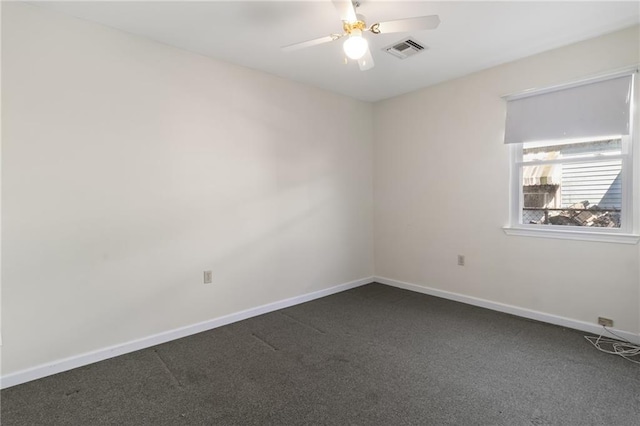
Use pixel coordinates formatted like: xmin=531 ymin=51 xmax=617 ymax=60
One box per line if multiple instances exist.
xmin=343 ymin=18 xmax=366 ymax=35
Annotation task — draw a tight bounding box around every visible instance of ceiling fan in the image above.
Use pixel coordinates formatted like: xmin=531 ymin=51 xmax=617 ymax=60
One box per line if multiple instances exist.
xmin=281 ymin=0 xmax=440 ymax=71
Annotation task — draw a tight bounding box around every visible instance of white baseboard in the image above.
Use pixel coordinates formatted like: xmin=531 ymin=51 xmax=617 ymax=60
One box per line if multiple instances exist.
xmin=0 ymin=276 xmax=373 ymax=389
xmin=5 ymin=275 xmax=636 ymax=389
xmin=375 ymin=276 xmax=640 ymax=345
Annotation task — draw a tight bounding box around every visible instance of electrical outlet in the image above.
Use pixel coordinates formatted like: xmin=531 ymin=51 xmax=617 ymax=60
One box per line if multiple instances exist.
xmin=457 ymin=255 xmax=465 ymax=266
xmin=203 ymin=270 xmax=212 ymax=284
xmin=597 ymin=317 xmax=613 ymax=327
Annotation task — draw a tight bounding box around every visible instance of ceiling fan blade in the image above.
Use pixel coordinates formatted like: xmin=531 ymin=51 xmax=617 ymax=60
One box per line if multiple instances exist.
xmin=281 ymin=34 xmax=342 ymax=52
xmin=373 ymin=15 xmax=440 ymax=34
xmin=358 ymin=48 xmax=374 ymax=71
xmin=332 ymin=0 xmax=357 ymax=23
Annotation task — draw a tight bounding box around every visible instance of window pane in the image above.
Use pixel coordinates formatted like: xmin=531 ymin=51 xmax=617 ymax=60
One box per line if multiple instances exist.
xmin=521 ymin=158 xmax=622 ymax=228
xmin=522 ymin=139 xmax=621 ymax=162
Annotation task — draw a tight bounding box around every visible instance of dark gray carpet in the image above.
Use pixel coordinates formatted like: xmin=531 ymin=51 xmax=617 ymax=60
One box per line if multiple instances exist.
xmin=2 ymin=283 xmax=639 ymax=425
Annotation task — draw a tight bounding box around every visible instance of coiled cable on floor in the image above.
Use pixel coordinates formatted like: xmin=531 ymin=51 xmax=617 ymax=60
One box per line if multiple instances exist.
xmin=584 ymin=326 xmax=640 ymax=364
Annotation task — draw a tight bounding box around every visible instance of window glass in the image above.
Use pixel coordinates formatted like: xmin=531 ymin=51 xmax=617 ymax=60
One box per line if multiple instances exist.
xmin=520 ymin=139 xmax=622 ymax=228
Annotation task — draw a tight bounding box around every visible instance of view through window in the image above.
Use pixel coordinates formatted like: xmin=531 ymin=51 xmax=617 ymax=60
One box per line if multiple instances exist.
xmin=520 ymin=138 xmax=623 ymax=228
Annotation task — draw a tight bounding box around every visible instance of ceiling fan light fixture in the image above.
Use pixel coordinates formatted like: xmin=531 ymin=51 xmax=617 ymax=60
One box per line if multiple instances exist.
xmin=343 ymin=29 xmax=368 ymax=60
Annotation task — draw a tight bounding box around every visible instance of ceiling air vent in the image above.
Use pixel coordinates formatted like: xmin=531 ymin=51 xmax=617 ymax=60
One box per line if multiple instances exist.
xmin=384 ymin=38 xmax=427 ymax=60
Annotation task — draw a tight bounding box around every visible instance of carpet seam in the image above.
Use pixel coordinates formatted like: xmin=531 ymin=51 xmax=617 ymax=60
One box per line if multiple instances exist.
xmin=251 ymin=333 xmax=278 ymax=351
xmin=279 ymin=311 xmax=326 ymax=335
xmin=153 ymin=350 xmax=183 ymax=389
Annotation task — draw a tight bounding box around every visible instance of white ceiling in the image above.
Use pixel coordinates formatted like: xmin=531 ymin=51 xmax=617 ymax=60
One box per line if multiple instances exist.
xmin=31 ymin=1 xmax=640 ymax=102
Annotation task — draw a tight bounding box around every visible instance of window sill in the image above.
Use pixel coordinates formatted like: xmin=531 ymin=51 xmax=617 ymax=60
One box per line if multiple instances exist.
xmin=503 ymin=226 xmax=640 ymax=244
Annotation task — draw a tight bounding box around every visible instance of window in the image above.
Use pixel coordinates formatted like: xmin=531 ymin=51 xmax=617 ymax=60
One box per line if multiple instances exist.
xmin=503 ymin=71 xmax=638 ymax=243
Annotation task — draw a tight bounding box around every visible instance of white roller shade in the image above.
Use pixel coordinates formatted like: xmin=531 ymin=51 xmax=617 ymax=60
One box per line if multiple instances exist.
xmin=504 ymin=74 xmax=634 ymax=144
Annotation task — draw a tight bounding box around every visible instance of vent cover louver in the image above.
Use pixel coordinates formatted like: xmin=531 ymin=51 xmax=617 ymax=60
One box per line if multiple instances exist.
xmin=384 ymin=38 xmax=427 ymax=59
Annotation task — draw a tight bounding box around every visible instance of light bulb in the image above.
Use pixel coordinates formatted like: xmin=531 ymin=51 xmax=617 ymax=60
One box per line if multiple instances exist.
xmin=343 ymin=29 xmax=368 ymax=60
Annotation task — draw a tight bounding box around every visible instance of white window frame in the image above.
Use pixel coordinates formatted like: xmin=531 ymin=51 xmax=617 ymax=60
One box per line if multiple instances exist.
xmin=505 ymin=136 xmax=638 ymax=243
xmin=503 ymin=69 xmax=639 ymax=244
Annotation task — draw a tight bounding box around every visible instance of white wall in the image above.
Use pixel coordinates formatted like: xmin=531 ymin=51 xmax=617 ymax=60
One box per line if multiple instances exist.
xmin=374 ymin=26 xmax=640 ymax=334
xmin=1 ymin=3 xmax=374 ymax=376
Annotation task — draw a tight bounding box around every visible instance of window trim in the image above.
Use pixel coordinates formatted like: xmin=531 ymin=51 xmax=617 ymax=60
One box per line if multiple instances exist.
xmin=502 ymin=226 xmax=640 ymax=244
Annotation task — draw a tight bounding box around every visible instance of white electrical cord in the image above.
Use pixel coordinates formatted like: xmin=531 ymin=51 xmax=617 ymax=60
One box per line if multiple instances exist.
xmin=584 ymin=326 xmax=640 ymax=365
